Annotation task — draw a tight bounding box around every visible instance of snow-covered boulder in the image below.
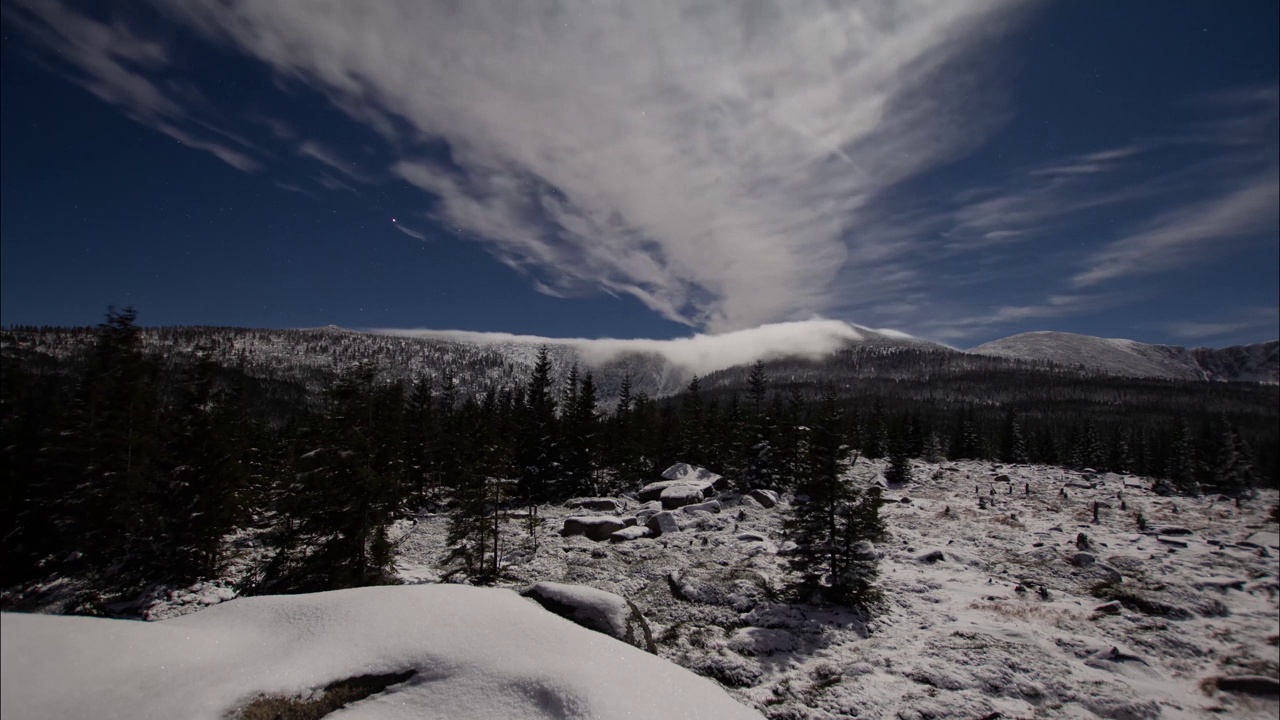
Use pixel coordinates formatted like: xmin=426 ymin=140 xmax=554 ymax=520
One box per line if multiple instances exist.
xmin=562 ymin=515 xmax=629 ymax=541
xmin=646 ymin=510 xmax=681 ymax=536
xmin=1240 ymin=531 xmax=1280 ymax=549
xmin=661 ymin=484 xmax=707 ymax=510
xmin=639 ymin=480 xmax=714 ymax=503
xmin=566 ymin=497 xmax=623 ymax=512
xmin=610 ymin=525 xmax=653 ymax=543
xmin=680 ymin=499 xmax=722 ymax=515
xmin=0 ymin=585 xmax=762 ymax=720
xmin=661 ymin=462 xmax=723 ymax=488
xmin=747 ymin=489 xmax=779 ymax=508
xmin=520 ymin=581 xmax=657 ymax=654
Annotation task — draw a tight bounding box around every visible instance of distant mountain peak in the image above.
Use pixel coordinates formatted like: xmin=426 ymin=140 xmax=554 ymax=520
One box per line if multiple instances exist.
xmin=971 ymin=331 xmax=1278 ymax=383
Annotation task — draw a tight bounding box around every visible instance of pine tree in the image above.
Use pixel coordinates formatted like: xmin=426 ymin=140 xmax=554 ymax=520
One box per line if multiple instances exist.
xmin=1167 ymin=416 xmax=1200 ymax=494
xmin=884 ymin=424 xmax=913 ymax=485
xmin=1000 ymin=409 xmax=1029 ymax=465
xmin=784 ymin=390 xmax=882 ymax=607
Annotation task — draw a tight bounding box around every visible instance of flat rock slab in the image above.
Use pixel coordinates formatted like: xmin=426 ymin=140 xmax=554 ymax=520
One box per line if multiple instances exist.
xmin=562 ymin=516 xmax=628 ymax=542
xmin=660 ymin=484 xmax=708 ymax=510
xmin=639 ymin=480 xmax=714 ymax=503
xmin=609 ymin=525 xmax=653 ymax=543
xmin=565 ymin=497 xmax=623 ymax=512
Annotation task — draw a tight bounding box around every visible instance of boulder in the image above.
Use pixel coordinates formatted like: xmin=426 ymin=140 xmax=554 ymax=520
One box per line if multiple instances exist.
xmin=561 ymin=516 xmax=628 ymax=542
xmin=994 ymin=474 xmax=1011 ymax=482
xmin=520 ymin=582 xmax=656 ymax=653
xmin=737 ymin=532 xmax=767 ymax=542
xmin=1215 ymin=675 xmax=1280 ymax=696
xmin=646 ymin=511 xmax=681 ymax=536
xmin=660 ymin=484 xmax=707 ymax=510
xmin=609 ymin=525 xmax=653 ymax=543
xmin=680 ymin=499 xmax=722 ymax=515
xmin=565 ymin=497 xmax=622 ymax=513
xmin=639 ymin=480 xmax=714 ymax=503
xmin=1239 ymin=531 xmax=1280 ymax=550
xmin=747 ymin=489 xmax=779 ymax=509
xmin=1159 ymin=527 xmax=1193 ymax=536
xmin=917 ymin=549 xmax=947 ymax=563
xmin=1092 ymin=600 xmax=1123 ymax=616
xmin=1073 ymin=552 xmax=1097 ymax=567
xmin=660 ymin=462 xmax=723 ymax=490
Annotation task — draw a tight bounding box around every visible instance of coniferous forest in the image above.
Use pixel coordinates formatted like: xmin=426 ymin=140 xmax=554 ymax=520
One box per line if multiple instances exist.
xmin=2 ymin=309 xmax=1276 ymax=613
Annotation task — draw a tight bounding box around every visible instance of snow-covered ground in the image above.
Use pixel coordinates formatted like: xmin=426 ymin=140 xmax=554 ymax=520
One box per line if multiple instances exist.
xmin=1 ymin=583 xmax=764 ymax=720
xmin=392 ymin=460 xmax=1280 ymax=720
xmin=6 ymin=460 xmax=1276 ymax=720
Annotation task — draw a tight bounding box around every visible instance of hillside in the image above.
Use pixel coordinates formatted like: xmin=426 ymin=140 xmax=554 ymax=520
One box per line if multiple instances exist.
xmin=970 ymin=332 xmax=1279 ymax=384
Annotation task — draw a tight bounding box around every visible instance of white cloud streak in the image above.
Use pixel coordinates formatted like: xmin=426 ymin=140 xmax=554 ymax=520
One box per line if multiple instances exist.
xmin=158 ymin=0 xmax=1025 ymax=331
xmin=391 ymin=222 xmax=429 ymax=242
xmin=374 ymin=319 xmax=910 ymax=378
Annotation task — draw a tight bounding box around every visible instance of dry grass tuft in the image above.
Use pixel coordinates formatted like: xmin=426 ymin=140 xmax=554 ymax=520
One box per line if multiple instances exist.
xmin=231 ymin=670 xmax=415 ymax=720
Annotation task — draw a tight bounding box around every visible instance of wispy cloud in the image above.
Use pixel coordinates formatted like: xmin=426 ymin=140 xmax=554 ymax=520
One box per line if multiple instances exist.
xmin=6 ymin=0 xmax=261 ymax=173
xmin=297 ymin=140 xmax=372 ymax=182
xmin=158 ymin=0 xmax=1028 ymax=331
xmin=1072 ymin=173 xmax=1279 ymax=287
xmin=391 ymin=221 xmax=428 ymax=242
xmin=1162 ymin=307 xmax=1279 ymax=342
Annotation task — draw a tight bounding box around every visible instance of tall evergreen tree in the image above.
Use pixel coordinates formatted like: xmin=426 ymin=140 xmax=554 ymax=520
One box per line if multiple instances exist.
xmin=784 ymin=390 xmax=882 ymax=607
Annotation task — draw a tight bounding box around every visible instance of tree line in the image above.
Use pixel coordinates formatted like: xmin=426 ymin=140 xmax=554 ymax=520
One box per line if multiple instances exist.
xmin=2 ymin=309 xmax=1271 ymax=613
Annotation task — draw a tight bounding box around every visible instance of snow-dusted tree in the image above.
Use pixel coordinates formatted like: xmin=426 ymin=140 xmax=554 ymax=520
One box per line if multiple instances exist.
xmin=1000 ymin=409 xmax=1029 ymax=465
xmin=1167 ymin=415 xmax=1200 ymax=494
xmin=784 ymin=390 xmax=882 ymax=607
xmin=884 ymin=429 xmax=913 ymax=485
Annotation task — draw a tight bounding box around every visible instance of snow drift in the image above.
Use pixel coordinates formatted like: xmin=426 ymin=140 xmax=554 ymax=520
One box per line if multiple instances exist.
xmin=1 ymin=584 xmax=763 ymax=720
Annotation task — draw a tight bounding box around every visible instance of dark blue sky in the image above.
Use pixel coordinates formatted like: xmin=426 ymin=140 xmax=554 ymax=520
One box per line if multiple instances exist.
xmin=2 ymin=0 xmax=1276 ymax=347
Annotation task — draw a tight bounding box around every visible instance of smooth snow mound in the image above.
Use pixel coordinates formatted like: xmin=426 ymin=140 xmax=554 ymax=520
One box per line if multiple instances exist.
xmin=1 ymin=584 xmax=763 ymax=720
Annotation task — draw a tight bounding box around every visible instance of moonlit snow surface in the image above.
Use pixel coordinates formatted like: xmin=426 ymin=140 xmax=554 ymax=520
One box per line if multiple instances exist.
xmin=0 ymin=584 xmax=764 ymax=720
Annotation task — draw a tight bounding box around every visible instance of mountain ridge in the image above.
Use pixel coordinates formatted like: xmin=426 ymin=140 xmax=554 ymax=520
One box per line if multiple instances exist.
xmin=969 ymin=330 xmax=1278 ymax=384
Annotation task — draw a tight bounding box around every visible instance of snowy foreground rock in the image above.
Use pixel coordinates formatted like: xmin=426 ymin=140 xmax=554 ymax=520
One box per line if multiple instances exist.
xmin=1 ymin=584 xmax=763 ymax=720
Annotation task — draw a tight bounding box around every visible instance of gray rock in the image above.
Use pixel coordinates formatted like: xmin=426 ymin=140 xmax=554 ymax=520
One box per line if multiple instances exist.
xmin=660 ymin=484 xmax=707 ymax=510
xmin=520 ymin=581 xmax=656 ymax=653
xmin=645 ymin=510 xmax=680 ymax=536
xmin=1159 ymin=527 xmax=1193 ymax=536
xmin=917 ymin=549 xmax=947 ymax=563
xmin=609 ymin=525 xmax=653 ymax=543
xmin=680 ymin=499 xmax=722 ymax=515
xmin=747 ymin=489 xmax=779 ymax=509
xmin=994 ymin=474 xmax=1011 ymax=482
xmin=564 ymin=497 xmax=623 ymax=512
xmin=1073 ymin=552 xmax=1097 ymax=567
xmin=1092 ymin=600 xmax=1123 ymax=616
xmin=561 ymin=515 xmax=628 ymax=542
xmin=1216 ymin=675 xmax=1280 ymax=696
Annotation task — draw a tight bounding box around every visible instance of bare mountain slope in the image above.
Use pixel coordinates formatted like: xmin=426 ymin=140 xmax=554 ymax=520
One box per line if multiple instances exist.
xmin=970 ymin=332 xmax=1278 ymax=383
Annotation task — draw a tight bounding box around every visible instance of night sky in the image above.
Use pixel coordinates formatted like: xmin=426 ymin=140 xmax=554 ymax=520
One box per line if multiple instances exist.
xmin=2 ymin=0 xmax=1276 ymax=347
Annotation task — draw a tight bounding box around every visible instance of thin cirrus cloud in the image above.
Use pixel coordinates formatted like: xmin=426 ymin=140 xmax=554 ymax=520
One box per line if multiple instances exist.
xmin=152 ymin=0 xmax=1028 ymax=332
xmin=1161 ymin=308 xmax=1279 ymax=342
xmin=1071 ymin=173 xmax=1279 ymax=288
xmin=4 ymin=0 xmax=262 ymax=173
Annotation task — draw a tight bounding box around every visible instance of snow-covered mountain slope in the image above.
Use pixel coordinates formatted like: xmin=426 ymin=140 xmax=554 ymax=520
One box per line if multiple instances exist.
xmin=386 ymin=460 xmax=1280 ymax=720
xmin=970 ymin=332 xmax=1279 ymax=383
xmin=0 ymin=584 xmax=764 ymax=720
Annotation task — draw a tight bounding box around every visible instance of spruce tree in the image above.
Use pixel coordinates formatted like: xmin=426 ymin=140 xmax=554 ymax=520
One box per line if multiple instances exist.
xmin=784 ymin=390 xmax=882 ymax=607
